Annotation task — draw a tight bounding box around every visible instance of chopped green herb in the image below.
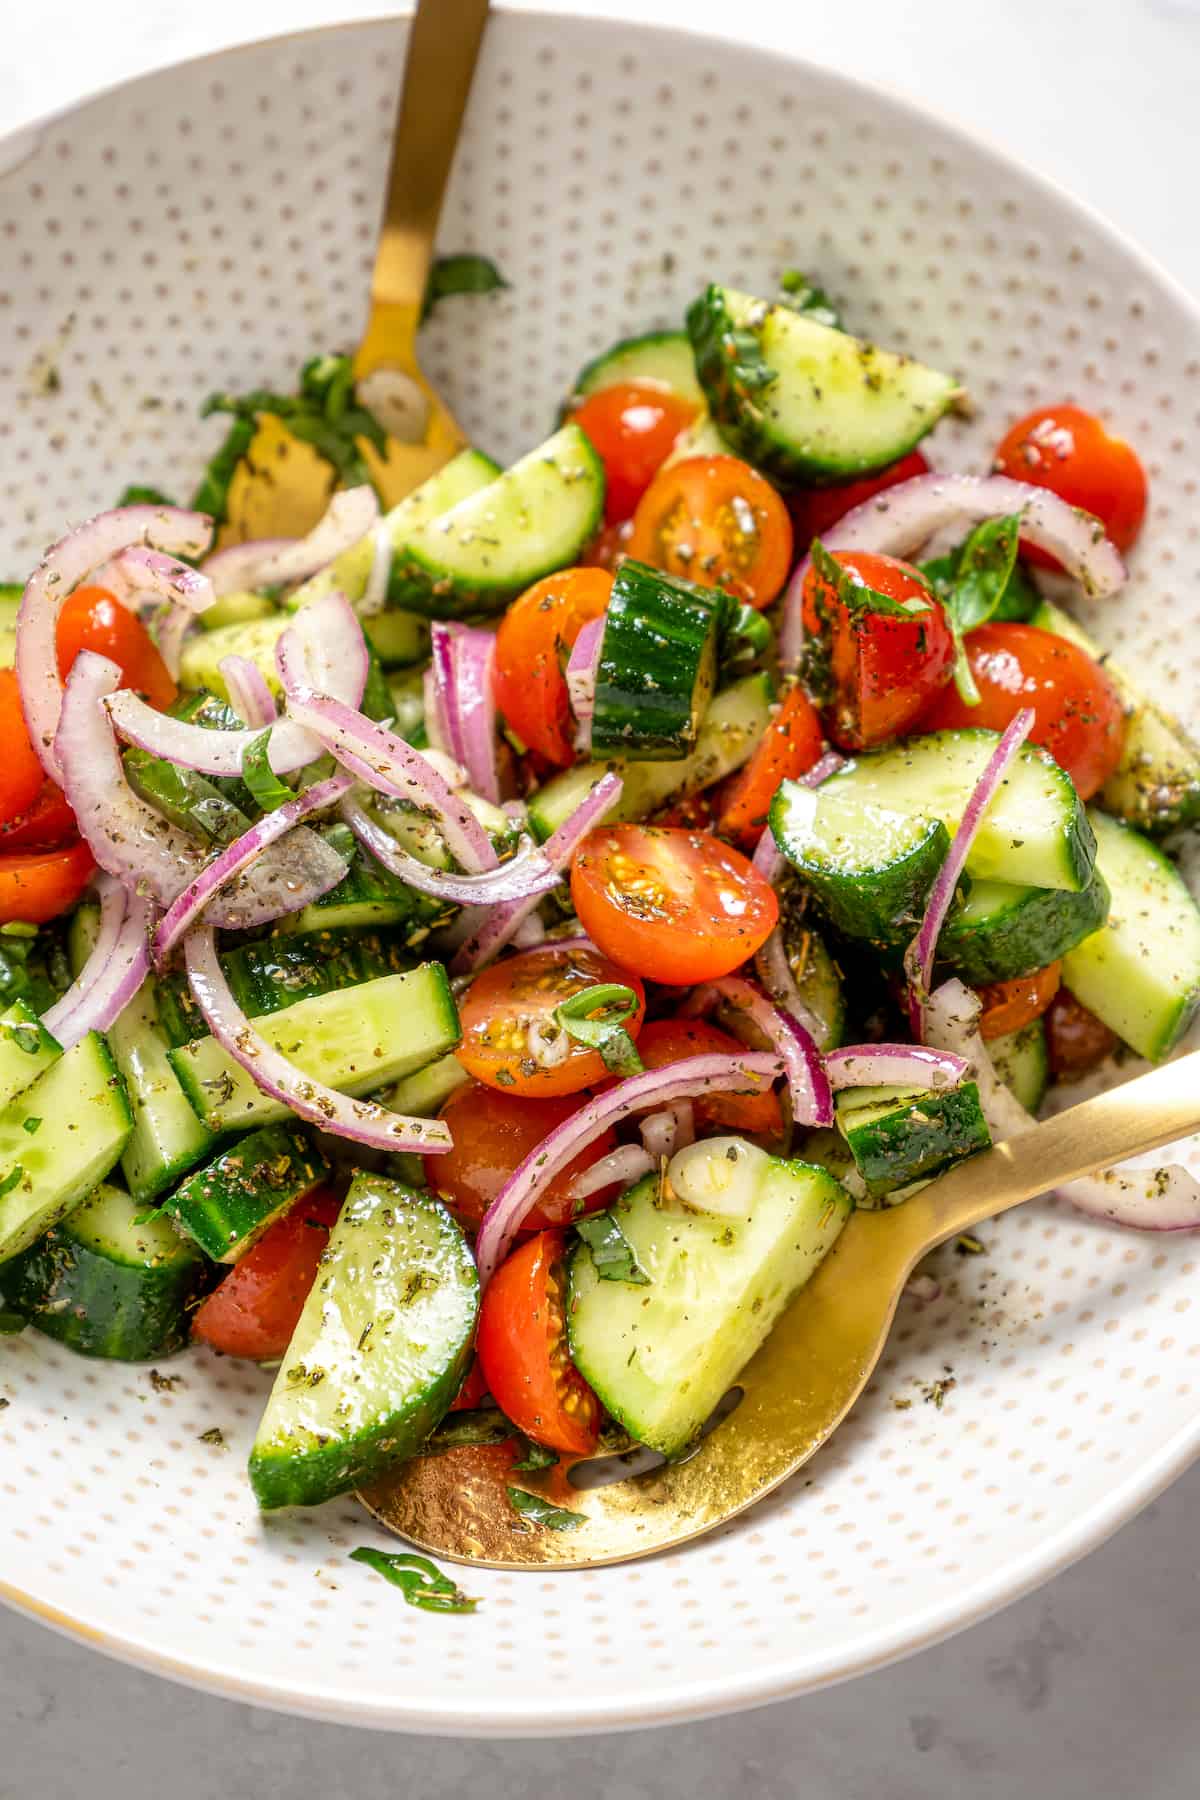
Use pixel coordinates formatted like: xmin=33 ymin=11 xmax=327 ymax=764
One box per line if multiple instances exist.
xmin=511 ymin=1436 xmax=559 ymax=1472
xmin=350 ymin=1546 xmax=479 ymax=1613
xmin=12 ymin=1028 xmax=43 ymax=1058
xmin=421 ymin=253 xmax=509 ymax=324
xmin=555 ymin=983 xmax=644 ymax=1076
xmin=21 ymin=1118 xmax=41 ymax=1137
xmin=0 ymin=1167 xmax=24 ymax=1200
xmin=955 ymin=1232 xmax=987 ymax=1256
xmin=241 ymin=731 xmax=296 ymax=813
xmin=575 ymin=1211 xmax=650 ymax=1285
xmin=506 ymin=1486 xmax=585 ymax=1531
xmin=198 ymin=1426 xmax=226 ymax=1447
xmin=778 ymin=269 xmax=842 ymax=331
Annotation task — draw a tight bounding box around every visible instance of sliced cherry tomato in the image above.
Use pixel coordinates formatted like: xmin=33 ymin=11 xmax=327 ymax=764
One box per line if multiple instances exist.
xmin=492 ymin=567 xmax=613 ymax=766
xmin=716 ymin=685 xmax=824 ymax=847
xmin=581 ymin=516 xmax=634 ymax=572
xmin=56 ymin=584 xmax=177 ymax=711
xmin=0 ymin=781 xmax=77 ymax=851
xmin=475 ymin=1229 xmax=600 ymax=1455
xmin=448 ymin=1356 xmax=490 ymax=1412
xmin=573 ymin=381 xmax=698 ymax=524
xmin=918 ymin=622 xmax=1126 ymax=800
xmin=993 ymin=404 xmax=1147 ymax=563
xmin=977 ymin=963 xmax=1062 ymax=1040
xmin=787 ymin=449 xmax=930 ymax=550
xmin=423 ymin=1082 xmax=619 ymax=1229
xmin=627 ymin=455 xmax=793 ymax=609
xmin=190 ymin=1188 xmax=342 ymax=1361
xmin=802 ymin=549 xmax=955 ymax=750
xmin=0 ymin=840 xmax=94 ymax=925
xmin=571 ymin=825 xmax=778 ymax=985
xmin=632 ymin=1018 xmax=784 ymax=1137
xmin=0 ymin=669 xmax=48 ymax=827
xmin=1044 ymin=986 xmax=1118 ymax=1081
xmin=456 ymin=942 xmax=645 ymax=1098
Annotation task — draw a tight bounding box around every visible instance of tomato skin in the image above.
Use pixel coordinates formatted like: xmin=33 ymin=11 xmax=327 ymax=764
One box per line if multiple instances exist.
xmin=788 ymin=450 xmax=931 ymax=550
xmin=993 ymin=404 xmax=1147 ymax=561
xmin=581 ymin=517 xmax=633 ymax=572
xmin=627 ymin=455 xmax=794 ymax=609
xmin=57 ymin=585 xmax=177 ymax=711
xmin=0 ymin=782 xmax=77 ymax=851
xmin=475 ymin=1230 xmax=600 ymax=1455
xmin=190 ymin=1189 xmax=343 ymax=1361
xmin=573 ymin=381 xmax=698 ymax=524
xmin=1044 ymin=986 xmax=1117 ymax=1081
xmin=918 ymin=622 xmax=1126 ymax=800
xmin=632 ymin=1018 xmax=784 ymax=1137
xmin=802 ymin=549 xmax=955 ymax=750
xmin=423 ymin=1082 xmax=619 ymax=1229
xmin=716 ymin=686 xmax=824 ymax=847
xmin=457 ymin=942 xmax=646 ymax=1098
xmin=449 ymin=1356 xmax=490 ymax=1412
xmin=0 ymin=670 xmax=48 ymax=827
xmin=492 ymin=568 xmax=613 ymax=766
xmin=571 ymin=825 xmax=779 ymax=985
xmin=977 ymin=962 xmax=1061 ymax=1040
xmin=0 ymin=840 xmax=94 ymax=925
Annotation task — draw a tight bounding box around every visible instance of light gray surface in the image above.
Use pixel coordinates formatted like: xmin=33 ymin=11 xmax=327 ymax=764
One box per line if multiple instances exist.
xmin=4 ymin=0 xmax=1200 ymax=1784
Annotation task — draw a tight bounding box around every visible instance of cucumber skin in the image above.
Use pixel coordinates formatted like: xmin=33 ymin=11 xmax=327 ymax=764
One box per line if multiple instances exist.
xmin=838 ymin=1082 xmax=991 ymax=1200
xmin=591 ymin=561 xmax=723 ymax=761
xmin=938 ymin=872 xmax=1111 ymax=986
xmin=569 ymin=329 xmax=706 ymax=410
xmin=989 ymin=1022 xmax=1049 ymax=1114
xmin=162 ymin=1122 xmax=330 ymax=1263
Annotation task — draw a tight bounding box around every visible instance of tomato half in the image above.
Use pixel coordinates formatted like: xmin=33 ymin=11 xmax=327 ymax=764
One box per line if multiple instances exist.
xmin=190 ymin=1188 xmax=342 ymax=1361
xmin=581 ymin=516 xmax=634 ymax=572
xmin=423 ymin=1082 xmax=619 ymax=1229
xmin=787 ymin=449 xmax=931 ymax=550
xmin=993 ymin=404 xmax=1147 ymax=561
xmin=977 ymin=962 xmax=1061 ymax=1040
xmin=0 ymin=781 xmax=77 ymax=852
xmin=492 ymin=567 xmax=613 ymax=766
xmin=633 ymin=1018 xmax=784 ymax=1137
xmin=627 ymin=455 xmax=793 ymax=608
xmin=571 ymin=825 xmax=779 ymax=985
xmin=57 ymin=585 xmax=177 ymax=711
xmin=475 ymin=1229 xmax=600 ymax=1455
xmin=448 ymin=1356 xmax=490 ymax=1412
xmin=716 ymin=685 xmax=824 ymax=848
xmin=573 ymin=381 xmax=698 ymax=524
xmin=0 ymin=840 xmax=94 ymax=925
xmin=0 ymin=669 xmax=48 ymax=827
xmin=1044 ymin=986 xmax=1118 ymax=1081
xmin=918 ymin=622 xmax=1126 ymax=800
xmin=802 ymin=549 xmax=955 ymax=750
xmin=456 ymin=942 xmax=646 ymax=1098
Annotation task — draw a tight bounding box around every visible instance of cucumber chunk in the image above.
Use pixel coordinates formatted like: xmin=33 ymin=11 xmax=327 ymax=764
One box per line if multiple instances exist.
xmin=592 ymin=560 xmax=724 ymax=760
xmin=386 ymin=1052 xmax=469 ymax=1119
xmin=569 ymin=329 xmax=705 ymax=409
xmin=1061 ymin=808 xmax=1200 ymax=1061
xmin=779 ymin=920 xmax=845 ymax=1051
xmin=567 ymin=1151 xmax=852 ymax=1457
xmin=0 ymin=1001 xmax=60 ymax=1109
xmin=772 ymin=780 xmax=949 ymax=945
xmin=362 ymin=611 xmax=430 ymax=669
xmin=661 ymin=410 xmax=731 ymax=469
xmin=0 ymin=1034 xmax=133 ymax=1263
xmin=198 ymin=590 xmax=279 ymax=632
xmin=938 ymin=871 xmax=1111 ymax=984
xmin=169 ymin=965 xmax=460 ymax=1134
xmin=0 ymin=1183 xmax=207 ymax=1360
xmin=988 ymin=1021 xmax=1049 ymax=1114
xmin=162 ymin=1122 xmax=330 ymax=1263
xmin=179 ymin=615 xmax=290 ymax=700
xmin=248 ymin=1175 xmax=478 ymax=1509
xmin=687 ymin=284 xmax=959 ymax=484
xmin=275 ymin=822 xmax=454 ymax=941
xmin=835 ymin=1082 xmax=991 ymax=1202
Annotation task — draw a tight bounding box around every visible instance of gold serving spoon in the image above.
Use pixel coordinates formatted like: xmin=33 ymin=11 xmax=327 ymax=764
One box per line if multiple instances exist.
xmin=222 ymin=0 xmax=490 ymax=543
xmin=361 ymin=1050 xmax=1200 ymax=1568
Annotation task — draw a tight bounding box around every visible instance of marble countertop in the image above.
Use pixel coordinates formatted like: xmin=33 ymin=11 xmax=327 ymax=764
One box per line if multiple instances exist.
xmin=4 ymin=0 xmax=1200 ymax=1784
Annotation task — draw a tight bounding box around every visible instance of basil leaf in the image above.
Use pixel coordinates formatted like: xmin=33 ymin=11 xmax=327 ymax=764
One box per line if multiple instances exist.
xmin=719 ymin=601 xmax=772 ymax=676
xmin=809 ymin=540 xmax=931 ymax=620
xmin=575 ymin=1211 xmax=651 ymax=1285
xmin=117 ymin=484 xmax=177 ymax=509
xmin=421 ymin=253 xmax=509 ymax=324
xmin=241 ymin=731 xmax=295 ymax=813
xmin=424 ymin=1407 xmax=513 ymax=1454
xmin=778 ymin=269 xmax=842 ymax=331
xmin=506 ymin=1487 xmax=585 ymax=1531
xmin=511 ymin=1436 xmax=560 ymax=1472
xmin=554 ymin=983 xmax=644 ymax=1077
xmin=350 ymin=1546 xmax=479 ymax=1614
xmin=921 ymin=513 xmax=1022 ymax=706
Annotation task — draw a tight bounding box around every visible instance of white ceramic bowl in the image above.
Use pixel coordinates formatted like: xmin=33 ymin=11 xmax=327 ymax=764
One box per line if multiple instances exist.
xmin=2 ymin=10 xmax=1199 ymax=1738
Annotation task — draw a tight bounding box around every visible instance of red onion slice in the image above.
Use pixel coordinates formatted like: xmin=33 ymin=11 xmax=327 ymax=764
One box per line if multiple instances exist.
xmin=42 ymin=883 xmax=155 ymax=1051
xmin=903 ymin=1273 xmax=943 ymax=1305
xmin=428 ymin=623 xmax=461 ymax=763
xmin=825 ymin=1043 xmax=969 ymax=1093
xmin=566 ymin=616 xmax=604 ymax=753
xmin=684 ymin=974 xmax=833 ymax=1128
xmin=201 ymin=488 xmax=378 ymax=596
xmin=199 ymin=536 xmax=296 ymax=597
xmin=922 ymin=978 xmax=1036 ymax=1146
xmin=219 ymin=654 xmax=278 ymax=729
xmin=779 ymin=473 xmax=1127 ymax=673
xmin=339 ymin=795 xmax=560 ymax=906
xmin=569 ymin=1143 xmax=655 ymax=1201
xmin=105 ymin=688 xmax=320 ymax=777
xmin=451 ymin=626 xmax=501 ymax=804
xmin=17 ymin=503 xmax=212 ymax=780
xmin=182 ymin=927 xmax=452 ymax=1155
xmin=474 ymin=1050 xmax=784 ymax=1284
xmin=360 ymin=522 xmax=393 ymax=616
xmin=640 ymin=1101 xmax=695 ymax=1162
xmin=904 ymin=709 xmax=1035 ymax=1036
xmin=42 ymin=874 xmax=132 ymax=1044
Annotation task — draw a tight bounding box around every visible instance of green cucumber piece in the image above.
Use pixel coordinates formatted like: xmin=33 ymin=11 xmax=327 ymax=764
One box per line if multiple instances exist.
xmin=988 ymin=1021 xmax=1049 ymax=1113
xmin=386 ymin=667 xmax=427 ymax=740
xmin=569 ymin=330 xmax=705 ymax=409
xmin=1061 ymin=808 xmax=1200 ymax=1061
xmin=386 ymin=1052 xmax=469 ymax=1119
xmin=661 ymin=410 xmax=731 ymax=470
xmin=0 ymin=1182 xmax=206 ymax=1359
xmin=199 ymin=590 xmax=279 ymax=631
xmin=169 ymin=964 xmax=460 ymax=1133
xmin=772 ymin=779 xmax=950 ymax=945
xmin=567 ymin=1153 xmax=852 ymax=1457
xmin=180 ymin=615 xmax=292 ymax=699
xmin=248 ymin=1175 xmax=478 ymax=1509
xmin=938 ymin=871 xmax=1111 ymax=984
xmin=276 ymin=822 xmax=454 ymax=940
xmin=528 ymin=671 xmax=773 ymax=840
xmin=386 ymin=425 xmax=605 ymax=618
xmin=0 ymin=1001 xmax=60 ymax=1108
xmin=687 ymin=284 xmax=959 ymax=484
xmin=779 ymin=919 xmax=845 ymax=1051
xmin=835 ymin=1082 xmax=991 ymax=1202
xmin=363 ymin=611 xmax=430 ymax=669
xmin=162 ymin=1122 xmax=330 ymax=1262
xmin=0 ymin=1034 xmax=133 ymax=1263
xmin=591 ymin=560 xmax=725 ymax=760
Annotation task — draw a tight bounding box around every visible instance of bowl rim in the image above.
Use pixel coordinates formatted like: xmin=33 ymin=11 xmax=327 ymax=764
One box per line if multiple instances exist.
xmin=2 ymin=4 xmax=1199 ymax=1736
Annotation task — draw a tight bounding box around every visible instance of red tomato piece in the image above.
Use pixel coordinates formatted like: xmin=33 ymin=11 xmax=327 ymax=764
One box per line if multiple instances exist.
xmin=581 ymin=516 xmax=634 ymax=572
xmin=633 ymin=1018 xmax=784 ymax=1137
xmin=190 ymin=1189 xmax=343 ymax=1362
xmin=0 ymin=669 xmax=48 ymax=827
xmin=787 ymin=449 xmax=931 ymax=550
xmin=801 ymin=549 xmax=955 ymax=750
xmin=627 ymin=455 xmax=793 ymax=608
xmin=492 ymin=567 xmax=613 ymax=766
xmin=475 ymin=1229 xmax=600 ymax=1455
xmin=0 ymin=840 xmax=94 ymax=925
xmin=1044 ymin=986 xmax=1118 ymax=1081
xmin=977 ymin=963 xmax=1062 ymax=1040
xmin=56 ymin=584 xmax=177 ymax=711
xmin=571 ymin=825 xmax=779 ymax=985
xmin=993 ymin=404 xmax=1147 ymax=562
xmin=573 ymin=381 xmax=699 ymax=524
xmin=918 ymin=622 xmax=1126 ymax=800
xmin=448 ymin=1356 xmax=490 ymax=1412
xmin=716 ymin=685 xmax=825 ymax=848
xmin=423 ymin=1081 xmax=619 ymax=1230
xmin=0 ymin=781 xmax=78 ymax=851
xmin=456 ymin=942 xmax=646 ymax=1098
